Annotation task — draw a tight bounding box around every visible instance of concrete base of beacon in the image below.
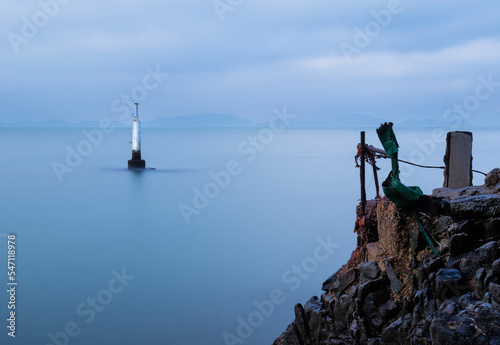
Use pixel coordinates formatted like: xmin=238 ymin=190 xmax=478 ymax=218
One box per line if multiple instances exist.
xmin=128 ymin=159 xmax=146 ymax=169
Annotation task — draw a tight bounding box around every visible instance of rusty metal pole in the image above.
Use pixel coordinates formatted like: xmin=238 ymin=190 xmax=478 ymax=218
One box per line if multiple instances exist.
xmin=360 ymin=131 xmax=366 ymax=216
xmin=373 ymin=164 xmax=380 ymax=199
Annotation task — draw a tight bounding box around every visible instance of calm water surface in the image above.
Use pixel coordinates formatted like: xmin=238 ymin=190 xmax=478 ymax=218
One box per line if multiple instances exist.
xmin=0 ymin=127 xmax=497 ymax=344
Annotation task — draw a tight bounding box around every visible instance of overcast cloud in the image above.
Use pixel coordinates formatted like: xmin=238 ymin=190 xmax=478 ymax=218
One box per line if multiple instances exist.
xmin=1 ymin=0 xmax=499 ymax=124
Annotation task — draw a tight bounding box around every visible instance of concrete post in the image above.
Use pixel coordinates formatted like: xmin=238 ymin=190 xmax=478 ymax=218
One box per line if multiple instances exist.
xmin=443 ymin=132 xmax=473 ymax=189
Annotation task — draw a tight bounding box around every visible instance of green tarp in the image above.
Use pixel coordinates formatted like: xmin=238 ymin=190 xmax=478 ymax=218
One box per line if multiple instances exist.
xmin=376 ymin=123 xmax=440 ymax=256
xmin=376 ymin=123 xmax=423 ymax=209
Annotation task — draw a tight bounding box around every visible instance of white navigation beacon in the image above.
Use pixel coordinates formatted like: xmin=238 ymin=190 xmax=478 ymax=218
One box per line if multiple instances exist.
xmin=128 ymin=103 xmax=146 ymax=169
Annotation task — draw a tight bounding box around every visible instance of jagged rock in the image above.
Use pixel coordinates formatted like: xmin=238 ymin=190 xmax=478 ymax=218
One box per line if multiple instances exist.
xmin=484 ymin=269 xmax=499 ymax=291
xmin=304 ymin=297 xmax=330 ymax=344
xmin=450 ymin=195 xmax=500 ymax=219
xmin=435 ymin=216 xmax=454 ymax=234
xmin=457 ymin=293 xmax=476 ymax=311
xmin=449 ymin=220 xmax=475 ymax=237
xmin=490 ymin=283 xmax=500 ymax=303
xmin=320 ymin=293 xmax=335 ymax=320
xmin=385 ymin=261 xmax=404 ymax=294
xmin=475 ymin=268 xmax=487 ymax=299
xmin=435 ymin=268 xmax=464 ymax=302
xmin=349 ymin=316 xmax=368 ymax=344
xmin=273 ymin=323 xmax=301 ymax=345
xmin=485 ymin=168 xmax=500 ymax=187
xmin=445 ymin=253 xmax=468 ymax=270
xmin=460 ymin=241 xmax=500 ymax=278
xmin=410 ymin=226 xmax=425 ymax=254
xmin=293 ymin=303 xmax=312 ymax=345
xmin=348 ymin=285 xmax=358 ymax=299
xmin=357 ymin=277 xmax=389 ymax=304
xmin=359 ymin=261 xmax=381 ymax=283
xmin=430 ymin=303 xmax=500 ymax=345
xmin=381 ymin=318 xmax=404 ymax=344
xmin=450 ymin=233 xmax=476 ymax=257
xmin=482 ymin=218 xmax=500 ymax=240
xmin=423 ymin=254 xmax=443 ymax=275
xmin=321 ymin=273 xmax=337 ymax=292
xmin=414 ymin=288 xmax=433 ymax=309
xmin=438 ymin=299 xmax=458 ymax=316
xmin=433 ymin=186 xmax=487 ymax=200
xmin=378 ymin=299 xmax=400 ymax=325
xmin=273 ymin=193 xmax=500 ymax=345
xmin=493 ymin=258 xmax=500 ymax=275
xmin=333 ymin=294 xmax=353 ymax=332
xmin=331 ymin=268 xmax=356 ymax=297
xmin=363 ymin=288 xmax=391 ymax=331
xmin=433 ymin=187 xmax=465 ymax=199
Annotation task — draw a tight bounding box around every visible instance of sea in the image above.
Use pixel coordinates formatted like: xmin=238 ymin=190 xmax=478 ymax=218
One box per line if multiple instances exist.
xmin=0 ymin=126 xmax=498 ymax=345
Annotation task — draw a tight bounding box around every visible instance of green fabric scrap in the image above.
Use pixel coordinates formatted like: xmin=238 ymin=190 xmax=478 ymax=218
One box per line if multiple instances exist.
xmin=376 ymin=123 xmax=400 ymax=156
xmin=376 ymin=123 xmax=439 ymax=256
xmin=377 ymin=123 xmax=423 ymax=209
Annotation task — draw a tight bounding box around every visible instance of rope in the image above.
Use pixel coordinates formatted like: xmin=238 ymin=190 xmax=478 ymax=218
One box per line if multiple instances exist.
xmin=372 ymin=152 xmax=488 ymax=176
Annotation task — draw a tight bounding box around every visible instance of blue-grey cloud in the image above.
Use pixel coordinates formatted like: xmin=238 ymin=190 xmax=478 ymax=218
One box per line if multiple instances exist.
xmin=1 ymin=0 xmax=500 ymax=124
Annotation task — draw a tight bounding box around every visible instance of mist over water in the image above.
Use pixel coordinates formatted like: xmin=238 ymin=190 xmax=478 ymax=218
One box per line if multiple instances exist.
xmin=0 ymin=127 xmax=497 ymax=345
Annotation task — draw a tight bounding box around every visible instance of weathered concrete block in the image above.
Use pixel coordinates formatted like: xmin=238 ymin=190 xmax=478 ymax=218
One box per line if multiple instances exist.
xmin=443 ymin=131 xmax=473 ymax=189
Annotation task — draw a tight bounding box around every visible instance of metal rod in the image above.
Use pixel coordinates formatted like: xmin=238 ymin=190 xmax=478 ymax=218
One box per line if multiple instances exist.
xmin=372 ymin=163 xmax=380 ymax=199
xmin=360 ymin=131 xmax=366 ymax=216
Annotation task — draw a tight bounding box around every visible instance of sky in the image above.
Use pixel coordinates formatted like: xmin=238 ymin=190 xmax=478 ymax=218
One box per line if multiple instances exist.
xmin=1 ymin=0 xmax=500 ymax=125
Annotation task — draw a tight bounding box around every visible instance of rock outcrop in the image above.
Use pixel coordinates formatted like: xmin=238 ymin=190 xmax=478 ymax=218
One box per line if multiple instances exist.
xmin=273 ymin=170 xmax=500 ymax=345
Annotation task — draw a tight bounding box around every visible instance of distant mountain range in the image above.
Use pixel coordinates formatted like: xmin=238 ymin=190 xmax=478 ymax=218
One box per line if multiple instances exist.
xmin=0 ymin=113 xmax=485 ymax=128
xmin=145 ymin=113 xmax=255 ymax=127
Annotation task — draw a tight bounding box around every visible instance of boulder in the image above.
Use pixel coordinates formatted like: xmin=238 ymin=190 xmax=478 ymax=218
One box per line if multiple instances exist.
xmin=430 ymin=304 xmax=500 ymax=345
xmin=435 ymin=268 xmax=464 ymax=302
xmin=450 ymin=194 xmax=500 ymax=219
xmin=293 ymin=303 xmax=312 ymax=345
xmin=385 ymin=261 xmax=405 ymax=294
xmin=358 ymin=261 xmax=381 ymax=283
xmin=362 ymin=288 xmax=391 ymax=331
xmin=449 ymin=233 xmax=476 ymax=257
xmin=321 ymin=273 xmax=337 ymax=292
xmin=490 ymin=283 xmax=500 ymax=304
xmin=331 ymin=268 xmax=356 ymax=297
xmin=460 ymin=241 xmax=500 ymax=278
xmin=485 ymin=168 xmax=500 ymax=187
xmin=381 ymin=318 xmax=404 ymax=345
xmin=333 ymin=294 xmax=353 ymax=332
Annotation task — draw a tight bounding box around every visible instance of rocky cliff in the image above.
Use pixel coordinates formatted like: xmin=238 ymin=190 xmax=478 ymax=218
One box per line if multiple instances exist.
xmin=273 ymin=169 xmax=500 ymax=345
